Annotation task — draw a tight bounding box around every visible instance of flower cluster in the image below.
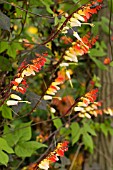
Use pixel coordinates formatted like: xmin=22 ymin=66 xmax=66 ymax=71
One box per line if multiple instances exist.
xmin=63 ymin=0 xmax=103 ymax=32
xmin=63 ymin=33 xmax=98 ymax=62
xmin=75 ymin=0 xmax=103 ymax=22
xmin=6 ymin=54 xmax=46 ymax=106
xmin=103 ymin=107 xmax=113 ymax=116
xmin=12 ymin=55 xmax=46 ymax=94
xmin=44 ymin=69 xmax=65 ymax=100
xmin=38 ymin=141 xmax=69 ymax=170
xmin=27 ymin=141 xmax=69 ymax=170
xmin=51 ymin=88 xmax=102 ymax=118
xmin=74 ymin=89 xmax=102 ymax=118
xmin=74 ymin=101 xmax=102 ymax=118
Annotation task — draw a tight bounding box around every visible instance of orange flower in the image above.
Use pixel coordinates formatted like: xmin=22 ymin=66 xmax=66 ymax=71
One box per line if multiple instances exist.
xmin=11 ymin=56 xmax=46 ymax=95
xmin=85 ymin=88 xmax=98 ymax=103
xmin=104 ymin=57 xmax=111 ymax=65
xmin=39 ymin=159 xmax=49 ymax=170
xmin=37 ymin=141 xmax=69 ymax=170
xmin=62 ymin=0 xmax=103 ymax=33
xmin=63 ymin=34 xmax=98 ymax=62
xmin=44 ymin=70 xmax=65 ymax=100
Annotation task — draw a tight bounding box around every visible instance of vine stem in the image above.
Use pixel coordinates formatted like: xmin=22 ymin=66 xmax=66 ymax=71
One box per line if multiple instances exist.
xmin=69 ymin=143 xmax=83 ymax=170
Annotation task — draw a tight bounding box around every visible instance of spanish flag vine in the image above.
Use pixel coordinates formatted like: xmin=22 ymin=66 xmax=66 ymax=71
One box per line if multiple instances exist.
xmin=1 ymin=0 xmax=113 ymax=169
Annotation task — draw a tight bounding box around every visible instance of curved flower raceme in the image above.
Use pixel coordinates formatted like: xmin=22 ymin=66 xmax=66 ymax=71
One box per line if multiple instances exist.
xmin=74 ymin=89 xmax=103 ymax=118
xmin=44 ymin=69 xmax=65 ymax=100
xmin=6 ymin=54 xmax=46 ymax=106
xmin=76 ymin=0 xmax=103 ymax=22
xmin=74 ymin=101 xmax=102 ymax=119
xmin=63 ymin=33 xmax=98 ymax=62
xmin=28 ymin=141 xmax=69 ymax=170
xmin=51 ymin=88 xmax=102 ymax=118
xmin=103 ymin=107 xmax=113 ymax=116
xmin=62 ymin=0 xmax=103 ymax=33
xmin=12 ymin=55 xmax=46 ymax=94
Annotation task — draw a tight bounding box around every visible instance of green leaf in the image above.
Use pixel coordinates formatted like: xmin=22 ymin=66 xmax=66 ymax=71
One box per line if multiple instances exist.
xmin=83 ymin=123 xmax=97 ymax=136
xmin=101 ymin=24 xmax=111 ymax=35
xmin=0 ymin=150 xmax=9 ymax=166
xmin=3 ymin=122 xmax=32 ymax=147
xmin=0 ymin=138 xmax=14 ymax=153
xmin=40 ymin=0 xmax=54 ymax=14
xmin=1 ymin=105 xmax=12 ymax=119
xmin=91 ymin=21 xmax=100 ymax=35
xmin=73 ymin=0 xmax=88 ymax=5
xmin=15 ymin=141 xmax=47 ymax=157
xmin=29 ymin=0 xmax=43 ymax=6
xmin=71 ymin=122 xmax=81 ymax=145
xmin=101 ymin=16 xmax=112 ymax=25
xmin=60 ymin=127 xmax=71 ymax=136
xmin=100 ymin=41 xmax=107 ymax=50
xmin=94 ymin=122 xmax=100 ymax=131
xmin=0 ymin=11 xmax=10 ymax=31
xmin=3 ymin=125 xmax=17 ymax=147
xmin=54 ymin=16 xmax=66 ymax=26
xmin=80 ymin=0 xmax=89 ymax=4
xmin=90 ymin=56 xmax=107 ymax=70
xmin=72 ymin=0 xmax=77 ymax=3
xmin=54 ymin=16 xmax=59 ymax=26
xmin=100 ymin=123 xmax=108 ymax=136
xmin=89 ymin=48 xmax=106 ymax=57
xmin=15 ymin=122 xmax=32 ymax=142
xmin=109 ymin=128 xmax=113 ymax=136
xmin=92 ymin=75 xmax=101 ymax=87
xmin=110 ymin=61 xmax=113 ymax=67
xmin=0 ymin=56 xmax=12 ymax=71
xmin=0 ymin=42 xmax=8 ymax=53
xmin=82 ymin=133 xmax=94 ymax=153
xmin=7 ymin=42 xmax=23 ymax=59
xmin=51 ymin=113 xmax=62 ymax=129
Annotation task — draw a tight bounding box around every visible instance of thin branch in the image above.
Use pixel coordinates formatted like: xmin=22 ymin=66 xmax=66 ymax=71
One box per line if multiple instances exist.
xmin=69 ymin=143 xmax=83 ymax=170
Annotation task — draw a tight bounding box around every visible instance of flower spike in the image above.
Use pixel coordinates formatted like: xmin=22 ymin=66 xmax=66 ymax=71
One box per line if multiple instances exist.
xmin=74 ymin=89 xmax=102 ymax=118
xmin=27 ymin=141 xmax=69 ymax=170
xmin=11 ymin=55 xmax=46 ymax=95
xmin=63 ymin=33 xmax=98 ymax=62
xmin=44 ymin=69 xmax=65 ymax=100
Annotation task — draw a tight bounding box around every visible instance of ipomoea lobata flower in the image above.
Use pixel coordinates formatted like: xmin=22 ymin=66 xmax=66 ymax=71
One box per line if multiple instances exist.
xmin=6 ymin=100 xmax=19 ymax=106
xmin=38 ymin=159 xmax=49 ymax=170
xmin=10 ymin=94 xmax=22 ymax=100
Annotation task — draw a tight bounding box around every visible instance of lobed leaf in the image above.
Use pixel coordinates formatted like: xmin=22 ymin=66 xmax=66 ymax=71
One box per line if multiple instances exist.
xmin=71 ymin=122 xmax=81 ymax=145
xmin=1 ymin=105 xmax=12 ymax=120
xmin=15 ymin=141 xmax=47 ymax=157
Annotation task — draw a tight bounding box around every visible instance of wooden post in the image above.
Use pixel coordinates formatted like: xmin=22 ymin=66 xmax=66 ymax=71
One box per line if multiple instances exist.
xmin=83 ymin=1 xmax=113 ymax=170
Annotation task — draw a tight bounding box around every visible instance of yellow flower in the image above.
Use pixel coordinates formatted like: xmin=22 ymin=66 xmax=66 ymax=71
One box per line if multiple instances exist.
xmin=27 ymin=26 xmax=38 ymax=34
xmin=39 ymin=159 xmax=49 ymax=170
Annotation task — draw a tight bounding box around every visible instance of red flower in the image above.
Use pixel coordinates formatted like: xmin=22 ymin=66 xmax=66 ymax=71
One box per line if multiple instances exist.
xmin=85 ymin=89 xmax=98 ymax=102
xmin=104 ymin=57 xmax=111 ymax=65
xmin=32 ymin=141 xmax=69 ymax=170
xmin=56 ymin=141 xmax=69 ymax=156
xmin=97 ymin=0 xmax=103 ymax=3
xmin=16 ymin=87 xmax=26 ymax=94
xmin=57 ymin=148 xmax=65 ymax=157
xmin=48 ymin=154 xmax=58 ymax=162
xmin=44 ymin=69 xmax=65 ymax=100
